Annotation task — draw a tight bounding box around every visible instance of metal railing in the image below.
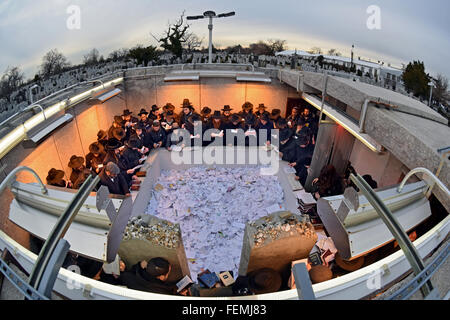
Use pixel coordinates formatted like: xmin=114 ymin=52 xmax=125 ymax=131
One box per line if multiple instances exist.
xmin=387 ymin=242 xmax=450 ymax=300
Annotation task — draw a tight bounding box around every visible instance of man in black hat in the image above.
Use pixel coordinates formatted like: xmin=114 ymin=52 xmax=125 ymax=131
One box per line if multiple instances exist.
xmin=108 ymin=116 xmax=125 ymax=140
xmin=149 ymin=105 xmax=162 ymax=122
xmin=46 ymin=168 xmax=68 ymax=188
xmin=97 ymin=130 xmax=108 ymax=148
xmin=239 ymin=102 xmax=256 ymax=128
xmin=255 ymin=113 xmax=275 ymax=146
xmin=148 ymin=120 xmax=167 ymax=149
xmin=270 ymin=109 xmax=282 ymax=123
xmin=286 ymin=106 xmax=301 ymax=129
xmin=200 ymin=107 xmax=212 ymax=125
xmin=160 ymin=110 xmax=179 ymax=135
xmin=68 ymin=155 xmax=86 ymax=188
xmin=98 ymin=162 xmax=130 ymax=196
xmin=276 ymin=118 xmax=293 ymax=153
xmin=128 ymin=123 xmax=150 ymax=152
xmin=221 ymin=105 xmax=233 ymax=123
xmin=86 ymin=142 xmax=106 ymax=174
xmin=103 ymin=138 xmax=132 ymax=185
xmin=184 ymin=114 xmax=205 ymax=147
xmin=255 ymin=104 xmax=270 ymax=119
xmin=205 ymin=111 xmax=226 ymax=146
xmin=223 ymin=113 xmax=245 ymax=146
xmin=138 ymin=108 xmax=151 ymax=132
xmin=180 ymin=99 xmax=196 ymax=128
xmin=121 ymin=109 xmax=138 ymax=141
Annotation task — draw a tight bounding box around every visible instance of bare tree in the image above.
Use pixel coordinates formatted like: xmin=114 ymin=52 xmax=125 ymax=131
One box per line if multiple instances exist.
xmin=40 ymin=49 xmax=71 ymax=78
xmin=183 ymin=32 xmax=203 ymax=53
xmin=308 ymin=47 xmax=323 ymax=54
xmin=432 ymin=74 xmax=449 ymax=107
xmin=327 ymin=48 xmax=342 ymax=56
xmin=83 ymin=48 xmax=100 ymax=65
xmin=153 ymin=12 xmax=190 ymax=58
xmin=108 ymin=48 xmax=130 ymax=61
xmin=268 ymin=39 xmax=287 ymax=55
xmin=0 ymin=66 xmax=24 ymax=99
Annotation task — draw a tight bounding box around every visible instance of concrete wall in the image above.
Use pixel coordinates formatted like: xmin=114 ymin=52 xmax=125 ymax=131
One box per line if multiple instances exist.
xmin=124 ymin=75 xmax=299 ymax=115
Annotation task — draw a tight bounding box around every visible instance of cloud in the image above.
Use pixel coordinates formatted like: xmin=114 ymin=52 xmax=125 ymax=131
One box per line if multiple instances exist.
xmin=0 ymin=0 xmax=449 ymax=79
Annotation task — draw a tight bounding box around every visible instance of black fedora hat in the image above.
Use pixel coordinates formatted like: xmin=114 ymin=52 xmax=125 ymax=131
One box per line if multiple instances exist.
xmin=230 ymin=113 xmax=241 ymax=123
xmin=212 ymin=111 xmax=222 ymax=119
xmin=138 ymin=108 xmax=149 ymax=116
xmin=248 ymin=268 xmax=282 ymax=294
xmin=271 ymin=109 xmax=281 ymax=116
xmin=126 ymin=138 xmax=140 ymax=149
xmin=242 ymin=101 xmax=254 ymax=110
xmin=68 ymin=155 xmax=84 ymax=168
xmin=260 ymin=113 xmax=270 ymax=122
xmin=122 ymin=109 xmax=133 ymax=116
xmin=134 ymin=122 xmax=145 ymax=130
xmin=97 ymin=129 xmax=107 ymax=141
xmin=222 ymin=105 xmax=233 ymax=112
xmin=258 ymin=103 xmax=267 ymax=109
xmin=151 ymin=105 xmax=160 ymax=112
xmin=112 ymin=127 xmax=125 ymax=140
xmin=163 ymin=103 xmax=175 ymax=111
xmin=181 ymin=98 xmax=193 ymax=108
xmin=89 ymin=142 xmax=104 ymax=154
xmin=105 ymin=138 xmax=123 ymax=151
xmin=46 ymin=168 xmax=65 ymax=185
xmin=114 ymin=115 xmax=124 ymax=125
xmin=201 ymin=107 xmax=212 ymax=115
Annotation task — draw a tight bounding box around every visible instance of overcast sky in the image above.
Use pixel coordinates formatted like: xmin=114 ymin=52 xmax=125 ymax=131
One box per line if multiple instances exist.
xmin=1 ymin=0 xmax=449 ymax=79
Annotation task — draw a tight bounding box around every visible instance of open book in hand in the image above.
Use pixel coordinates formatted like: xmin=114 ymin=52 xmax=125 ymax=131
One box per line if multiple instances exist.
xmin=176 ymin=275 xmax=194 ymax=293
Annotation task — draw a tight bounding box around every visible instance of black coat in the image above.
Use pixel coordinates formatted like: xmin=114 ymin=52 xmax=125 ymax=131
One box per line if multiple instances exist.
xmin=255 ymin=120 xmax=275 ymax=144
xmin=119 ymin=263 xmax=178 ymax=295
xmin=98 ymin=169 xmax=129 ymax=196
xmin=122 ymin=147 xmax=141 ymax=169
xmin=86 ymin=152 xmax=106 ymax=173
xmin=147 ymin=128 xmax=167 ymax=148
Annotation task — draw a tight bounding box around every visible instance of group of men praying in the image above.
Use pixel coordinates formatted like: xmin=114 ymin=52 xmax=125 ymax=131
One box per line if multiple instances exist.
xmin=45 ymin=99 xmax=319 ymax=197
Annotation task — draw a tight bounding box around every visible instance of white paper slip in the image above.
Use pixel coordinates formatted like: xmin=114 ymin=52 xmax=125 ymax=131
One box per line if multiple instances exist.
xmin=284 ymin=166 xmax=297 ymax=174
xmin=266 ymin=203 xmax=285 ymax=214
xmin=131 ymin=164 xmax=144 ymax=171
xmin=294 ymin=190 xmax=316 ymax=204
xmin=260 ymin=167 xmax=276 ymax=175
xmin=140 ymin=156 xmax=148 ymax=162
xmin=171 ymin=145 xmax=183 ymax=152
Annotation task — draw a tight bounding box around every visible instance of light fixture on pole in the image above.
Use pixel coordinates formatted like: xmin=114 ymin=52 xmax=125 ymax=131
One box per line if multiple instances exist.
xmin=428 ymin=81 xmax=434 ymax=107
xmin=187 ymin=11 xmax=235 ymax=64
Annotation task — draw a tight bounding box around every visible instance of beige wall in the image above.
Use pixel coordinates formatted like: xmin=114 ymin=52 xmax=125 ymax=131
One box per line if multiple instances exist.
xmin=125 ymin=76 xmax=299 ymax=114
xmin=349 ymin=139 xmax=405 ymax=188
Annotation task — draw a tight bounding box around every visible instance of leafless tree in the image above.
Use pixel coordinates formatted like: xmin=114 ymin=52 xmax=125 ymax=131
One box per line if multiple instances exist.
xmin=83 ymin=48 xmax=101 ymax=65
xmin=108 ymin=48 xmax=130 ymax=61
xmin=327 ymin=48 xmax=342 ymax=56
xmin=268 ymin=39 xmax=287 ymax=55
xmin=0 ymin=66 xmax=24 ymax=99
xmin=432 ymin=74 xmax=449 ymax=107
xmin=152 ymin=11 xmax=190 ymax=58
xmin=308 ymin=47 xmax=323 ymax=54
xmin=183 ymin=32 xmax=203 ymax=53
xmin=40 ymin=49 xmax=71 ymax=78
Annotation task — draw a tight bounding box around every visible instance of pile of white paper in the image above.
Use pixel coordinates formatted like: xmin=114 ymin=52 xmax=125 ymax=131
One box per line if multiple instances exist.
xmin=145 ymin=166 xmax=284 ymax=280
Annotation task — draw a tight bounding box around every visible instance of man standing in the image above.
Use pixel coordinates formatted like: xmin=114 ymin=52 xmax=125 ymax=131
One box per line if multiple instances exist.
xmin=138 ymin=108 xmax=151 ymax=132
xmin=180 ymin=99 xmax=195 ymax=128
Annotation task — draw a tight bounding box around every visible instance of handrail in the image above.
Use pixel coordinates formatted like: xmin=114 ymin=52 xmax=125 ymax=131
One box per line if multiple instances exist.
xmin=397 ymin=167 xmax=450 ymax=195
xmin=387 ymin=242 xmax=449 ymax=300
xmin=0 ymin=166 xmax=48 ymax=195
xmin=28 ymin=174 xmax=100 ymax=292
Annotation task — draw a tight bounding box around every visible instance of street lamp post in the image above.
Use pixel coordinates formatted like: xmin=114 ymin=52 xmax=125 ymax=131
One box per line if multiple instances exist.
xmin=187 ymin=11 xmax=235 ymax=64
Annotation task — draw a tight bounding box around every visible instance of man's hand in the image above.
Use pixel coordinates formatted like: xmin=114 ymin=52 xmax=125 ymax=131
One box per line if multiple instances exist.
xmin=289 ymin=162 xmax=297 ymax=167
xmin=127 ymin=169 xmax=134 ymax=174
xmin=312 ymin=178 xmax=319 ymax=185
